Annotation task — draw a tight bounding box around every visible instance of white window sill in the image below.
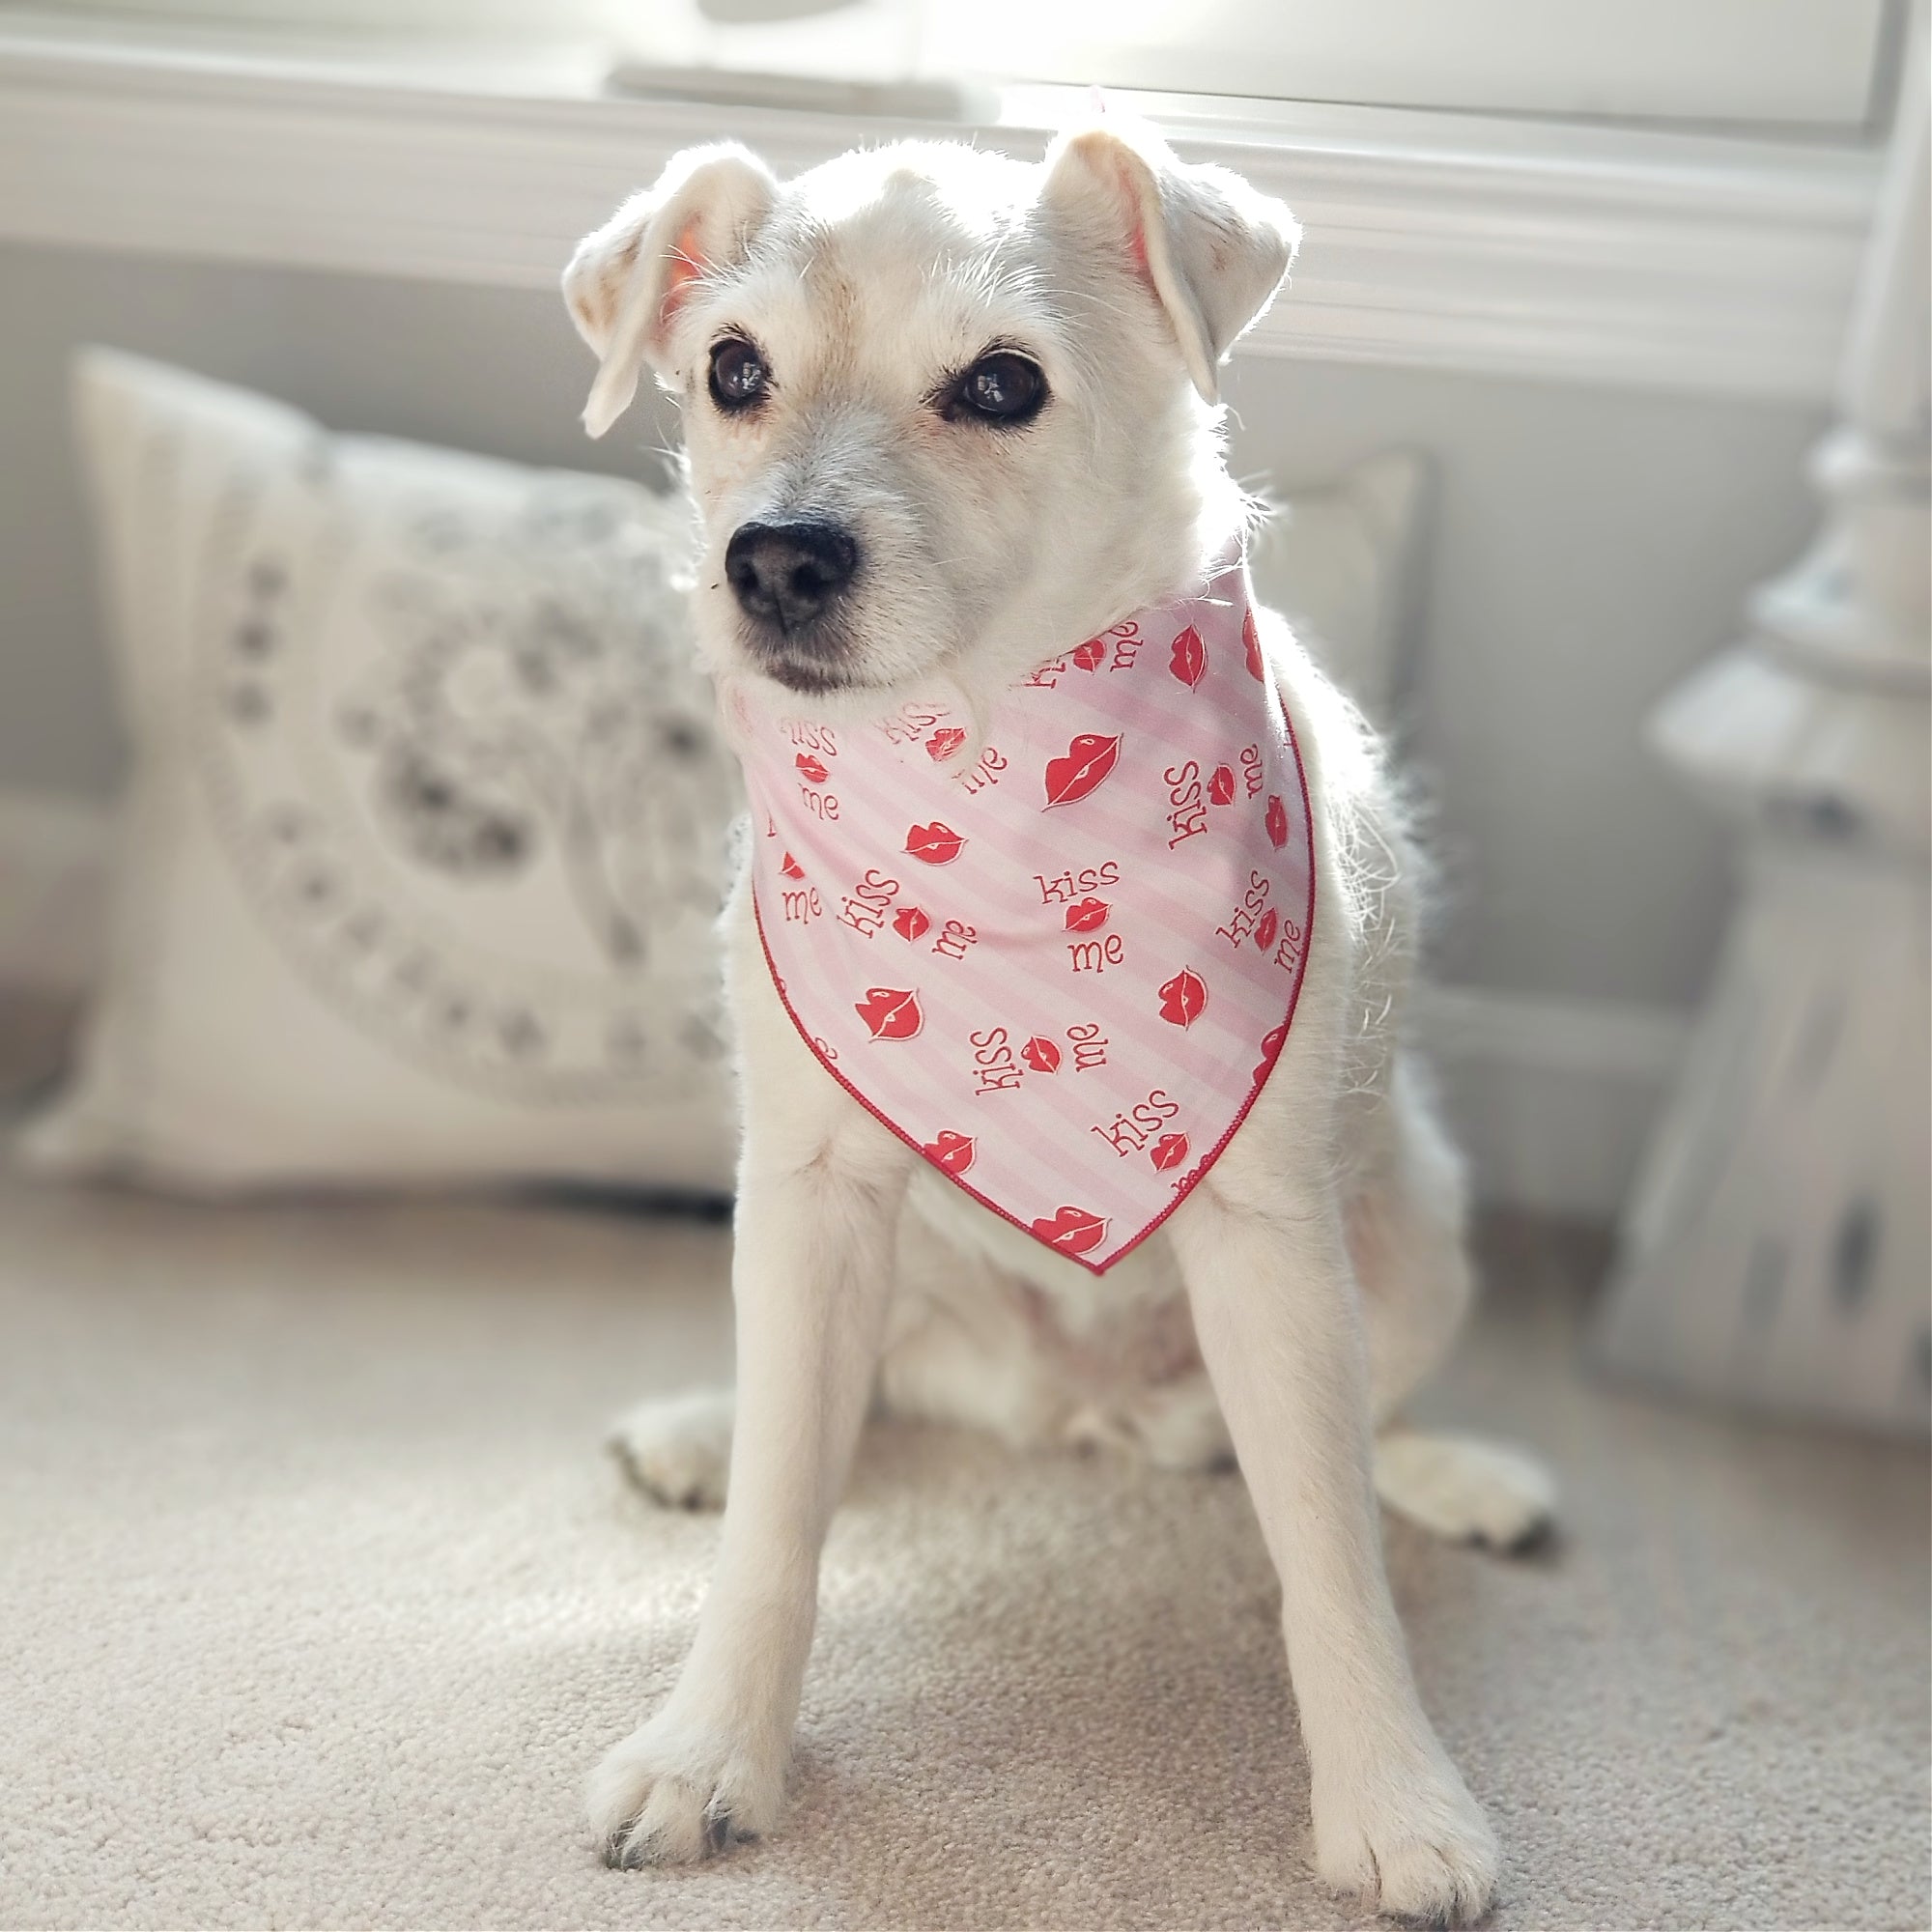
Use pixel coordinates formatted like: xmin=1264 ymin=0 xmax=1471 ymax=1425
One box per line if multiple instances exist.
xmin=0 ymin=9 xmax=1882 ymax=400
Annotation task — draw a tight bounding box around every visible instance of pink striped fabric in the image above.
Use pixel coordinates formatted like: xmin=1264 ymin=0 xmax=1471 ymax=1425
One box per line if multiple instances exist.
xmin=732 ymin=553 xmax=1316 ymax=1273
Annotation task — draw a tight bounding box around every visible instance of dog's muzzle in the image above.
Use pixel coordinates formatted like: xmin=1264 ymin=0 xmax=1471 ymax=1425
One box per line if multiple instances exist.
xmin=724 ymin=519 xmax=861 ymax=690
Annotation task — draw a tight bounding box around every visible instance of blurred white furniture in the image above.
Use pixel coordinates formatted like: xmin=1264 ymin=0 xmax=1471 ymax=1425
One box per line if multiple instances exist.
xmin=1595 ymin=18 xmax=1930 ymax=1435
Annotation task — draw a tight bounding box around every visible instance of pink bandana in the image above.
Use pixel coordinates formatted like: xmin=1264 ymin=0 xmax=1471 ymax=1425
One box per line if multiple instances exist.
xmin=731 ymin=551 xmax=1316 ymax=1273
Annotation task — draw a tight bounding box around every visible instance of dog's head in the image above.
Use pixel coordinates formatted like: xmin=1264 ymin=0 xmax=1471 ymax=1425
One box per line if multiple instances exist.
xmin=564 ymin=122 xmax=1295 ymax=703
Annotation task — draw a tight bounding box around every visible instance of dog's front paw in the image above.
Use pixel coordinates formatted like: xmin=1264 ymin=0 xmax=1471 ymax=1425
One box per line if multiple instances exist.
xmin=587 ymin=1706 xmax=787 ymax=1868
xmin=1313 ymin=1751 xmax=1499 ymax=1926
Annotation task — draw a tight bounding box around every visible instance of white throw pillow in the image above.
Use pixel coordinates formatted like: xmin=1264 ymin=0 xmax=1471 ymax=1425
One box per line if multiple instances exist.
xmin=22 ymin=351 xmax=1424 ymax=1199
xmin=25 ymin=351 xmax=742 ymax=1195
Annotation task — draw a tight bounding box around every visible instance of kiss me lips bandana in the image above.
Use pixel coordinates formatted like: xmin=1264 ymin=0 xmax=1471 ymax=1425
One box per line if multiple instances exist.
xmin=732 ymin=550 xmax=1316 ymax=1273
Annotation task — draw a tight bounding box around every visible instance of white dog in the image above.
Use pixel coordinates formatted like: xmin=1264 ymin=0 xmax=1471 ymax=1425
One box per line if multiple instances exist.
xmin=563 ymin=117 xmax=1552 ymax=1925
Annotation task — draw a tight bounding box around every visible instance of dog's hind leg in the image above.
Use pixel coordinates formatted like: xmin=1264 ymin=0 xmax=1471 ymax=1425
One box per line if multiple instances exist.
xmin=1348 ymin=1055 xmax=1475 ymax=1425
xmin=610 ymin=1388 xmax=735 ymax=1510
xmin=1352 ymin=1056 xmax=1556 ymax=1548
xmin=1374 ymin=1428 xmax=1556 ymax=1551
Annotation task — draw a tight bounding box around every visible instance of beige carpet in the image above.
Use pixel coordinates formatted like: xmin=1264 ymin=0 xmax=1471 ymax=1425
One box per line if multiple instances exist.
xmin=1 ymin=1160 xmax=1925 ymax=1932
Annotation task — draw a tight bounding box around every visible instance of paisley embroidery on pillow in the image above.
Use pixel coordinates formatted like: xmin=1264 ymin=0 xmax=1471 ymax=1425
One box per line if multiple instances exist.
xmin=194 ymin=464 xmax=740 ymax=1104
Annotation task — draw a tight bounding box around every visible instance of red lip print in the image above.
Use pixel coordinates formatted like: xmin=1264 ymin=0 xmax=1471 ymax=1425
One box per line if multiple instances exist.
xmin=1253 ymin=1019 xmax=1289 ymax=1084
xmin=1264 ymin=795 xmax=1289 ymax=850
xmin=795 ymin=753 xmax=829 ymax=784
xmin=1021 ymin=1035 xmax=1062 ymax=1073
xmin=1031 ymin=1206 xmax=1109 ymax=1255
xmin=1070 ymin=637 xmax=1106 ymax=672
xmin=1065 ymin=897 xmax=1110 ymax=932
xmin=854 ymin=986 xmax=923 ymax=1041
xmin=923 ymin=1130 xmax=976 ymax=1176
xmin=1243 ymin=607 xmax=1264 ymax=682
xmin=1151 ymin=1132 xmax=1190 ymax=1173
xmin=925 ymin=727 xmax=966 ymax=761
xmin=905 ymin=822 xmax=965 ymax=865
xmin=1254 ymin=907 xmax=1279 ymax=952
xmin=893 ymin=905 xmax=930 ymax=942
xmin=1043 ymin=733 xmax=1122 ymax=809
xmin=1157 ymin=968 xmax=1208 ymax=1029
xmin=1169 ymin=625 xmax=1206 ymax=690
xmin=780 ymin=851 xmax=806 ymax=879
xmin=1208 ymin=764 xmax=1236 ymax=806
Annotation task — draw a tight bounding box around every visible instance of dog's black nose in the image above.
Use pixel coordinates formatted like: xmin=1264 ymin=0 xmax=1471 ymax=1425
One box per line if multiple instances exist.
xmin=724 ymin=520 xmax=859 ymax=634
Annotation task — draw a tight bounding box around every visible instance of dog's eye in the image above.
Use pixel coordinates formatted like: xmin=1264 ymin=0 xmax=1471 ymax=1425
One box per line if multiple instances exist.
xmin=708 ymin=337 xmax=769 ymax=412
xmin=950 ymin=353 xmax=1046 ymax=426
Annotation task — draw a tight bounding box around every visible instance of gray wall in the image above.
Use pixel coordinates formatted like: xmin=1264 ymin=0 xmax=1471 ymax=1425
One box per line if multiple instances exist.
xmin=1218 ymin=358 xmax=1826 ymax=1006
xmin=0 ymin=240 xmax=1827 ymax=1013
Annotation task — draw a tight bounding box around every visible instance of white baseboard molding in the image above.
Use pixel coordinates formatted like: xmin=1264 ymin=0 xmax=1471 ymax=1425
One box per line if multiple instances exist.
xmin=1415 ymin=980 xmax=1691 ymax=1224
xmin=0 ymin=784 xmax=1688 ymax=1219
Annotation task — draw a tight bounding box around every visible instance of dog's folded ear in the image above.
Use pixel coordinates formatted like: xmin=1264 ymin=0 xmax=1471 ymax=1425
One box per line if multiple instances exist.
xmin=564 ymin=144 xmax=779 ymax=438
xmin=1042 ymin=118 xmax=1298 ymax=406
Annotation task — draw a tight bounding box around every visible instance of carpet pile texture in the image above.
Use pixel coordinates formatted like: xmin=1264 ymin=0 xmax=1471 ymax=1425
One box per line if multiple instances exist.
xmin=2 ymin=1164 xmax=1925 ymax=1930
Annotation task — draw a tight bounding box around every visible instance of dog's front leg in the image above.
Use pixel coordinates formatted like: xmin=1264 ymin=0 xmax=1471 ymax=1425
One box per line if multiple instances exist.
xmin=590 ymin=969 xmax=910 ymax=1867
xmin=1170 ymin=1152 xmax=1499 ymax=1925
